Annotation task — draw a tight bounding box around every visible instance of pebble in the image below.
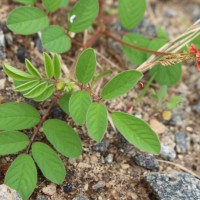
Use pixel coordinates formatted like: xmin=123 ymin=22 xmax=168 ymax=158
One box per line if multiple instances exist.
xmin=164 ymin=7 xmax=177 ymax=17
xmin=175 ymin=132 xmax=190 ymax=153
xmin=0 ymin=30 xmax=6 ymax=59
xmin=195 ymin=99 xmax=200 ymax=114
xmin=17 ymin=45 xmax=26 ymax=63
xmin=104 ymin=153 xmax=113 ymax=163
xmin=73 ymin=196 xmax=88 ymax=200
xmin=160 ymin=144 xmax=176 ymax=161
xmin=134 ymin=153 xmax=159 ymax=171
xmin=144 ymin=172 xmax=200 ymax=200
xmin=33 ymin=33 xmax=43 ymax=53
xmin=189 ymin=4 xmax=200 ymax=21
xmin=5 ymin=32 xmax=13 ymax=47
xmin=150 ymin=119 xmax=167 ymax=134
xmin=36 ymin=195 xmax=47 ymax=200
xmin=92 ymin=139 xmax=109 ymax=152
xmin=63 ymin=183 xmax=73 ymax=193
xmin=169 ymin=108 xmax=185 ymax=127
xmin=42 ymin=183 xmax=57 ymax=196
xmin=0 ymin=79 xmax=6 ymax=90
xmin=0 ymin=184 xmax=22 ymax=200
xmin=92 ymin=181 xmax=105 ymax=191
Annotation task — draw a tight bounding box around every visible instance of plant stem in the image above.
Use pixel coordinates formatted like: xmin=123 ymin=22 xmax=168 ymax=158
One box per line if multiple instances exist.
xmin=26 ymin=95 xmax=59 ymax=153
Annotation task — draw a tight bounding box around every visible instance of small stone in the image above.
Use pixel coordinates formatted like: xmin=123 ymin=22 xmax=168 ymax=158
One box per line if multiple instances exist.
xmin=73 ymin=195 xmax=88 ymax=200
xmin=134 ymin=153 xmax=159 ymax=171
xmin=0 ymin=30 xmax=6 ymax=59
xmin=164 ymin=7 xmax=177 ymax=17
xmin=92 ymin=181 xmax=105 ymax=191
xmin=90 ymin=154 xmax=98 ymax=163
xmin=160 ymin=144 xmax=176 ymax=161
xmin=0 ymin=184 xmax=22 ymax=200
xmin=175 ymin=132 xmax=190 ymax=153
xmin=169 ymin=108 xmax=185 ymax=126
xmin=63 ymin=183 xmax=73 ymax=193
xmin=36 ymin=195 xmax=47 ymax=200
xmin=195 ymin=99 xmax=200 ymax=114
xmin=0 ymin=79 xmax=6 ymax=90
xmin=42 ymin=183 xmax=57 ymax=196
xmin=17 ymin=46 xmax=26 ymax=63
xmin=189 ymin=4 xmax=200 ymax=21
xmin=104 ymin=153 xmax=113 ymax=163
xmin=144 ymin=172 xmax=200 ymax=200
xmin=5 ymin=32 xmax=13 ymax=47
xmin=150 ymin=119 xmax=167 ymax=134
xmin=33 ymin=33 xmax=43 ymax=53
xmin=121 ymin=163 xmax=130 ymax=170
xmin=92 ymin=139 xmax=109 ymax=152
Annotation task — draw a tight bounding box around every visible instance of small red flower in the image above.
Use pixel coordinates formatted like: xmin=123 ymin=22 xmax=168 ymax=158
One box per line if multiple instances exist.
xmin=189 ymin=44 xmax=200 ymax=71
xmin=189 ymin=44 xmax=197 ymax=53
xmin=197 ymin=61 xmax=200 ymax=71
xmin=196 ymin=50 xmax=200 ymax=62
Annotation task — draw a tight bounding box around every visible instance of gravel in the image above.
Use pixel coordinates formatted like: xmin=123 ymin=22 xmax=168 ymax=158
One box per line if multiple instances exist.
xmin=175 ymin=132 xmax=190 ymax=153
xmin=92 ymin=139 xmax=109 ymax=152
xmin=160 ymin=144 xmax=176 ymax=161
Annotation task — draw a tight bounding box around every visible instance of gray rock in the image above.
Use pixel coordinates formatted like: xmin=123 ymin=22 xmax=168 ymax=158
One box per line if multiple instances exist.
xmin=73 ymin=195 xmax=88 ymax=200
xmin=134 ymin=153 xmax=159 ymax=171
xmin=92 ymin=181 xmax=105 ymax=191
xmin=92 ymin=139 xmax=109 ymax=152
xmin=36 ymin=195 xmax=47 ymax=200
xmin=105 ymin=153 xmax=113 ymax=163
xmin=160 ymin=144 xmax=176 ymax=161
xmin=0 ymin=30 xmax=6 ymax=59
xmin=0 ymin=184 xmax=22 ymax=200
xmin=196 ymin=99 xmax=200 ymax=114
xmin=175 ymin=132 xmax=190 ymax=153
xmin=5 ymin=33 xmax=13 ymax=47
xmin=169 ymin=108 xmax=185 ymax=127
xmin=144 ymin=172 xmax=200 ymax=200
xmin=164 ymin=7 xmax=177 ymax=17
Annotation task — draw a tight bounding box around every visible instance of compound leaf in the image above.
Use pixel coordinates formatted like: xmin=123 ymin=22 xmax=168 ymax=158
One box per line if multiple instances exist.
xmin=25 ymin=59 xmax=42 ymax=78
xmin=23 ymin=81 xmax=48 ymax=98
xmin=15 ymin=80 xmax=40 ymax=92
xmin=86 ymin=103 xmax=107 ymax=142
xmin=112 ymin=112 xmax=161 ymax=154
xmin=43 ymin=53 xmax=54 ymax=78
xmin=4 ymin=64 xmax=34 ymax=81
xmin=43 ymin=119 xmax=82 ymax=158
xmin=118 ymin=0 xmax=146 ymax=30
xmin=68 ymin=0 xmax=99 ymax=33
xmin=0 ymin=102 xmax=40 ymax=131
xmin=0 ymin=131 xmax=29 ymax=155
xmin=42 ymin=25 xmax=71 ymax=53
xmin=58 ymin=93 xmax=71 ymax=115
xmin=101 ymin=70 xmax=143 ymax=100
xmin=42 ymin=0 xmax=61 ymax=12
xmin=76 ymin=48 xmax=96 ymax=84
xmin=32 ymin=142 xmax=65 ymax=184
xmin=69 ymin=90 xmax=92 ymax=124
xmin=53 ymin=54 xmax=61 ymax=79
xmin=4 ymin=154 xmax=37 ymax=200
xmin=7 ymin=6 xmax=49 ymax=35
xmin=32 ymin=84 xmax=55 ymax=102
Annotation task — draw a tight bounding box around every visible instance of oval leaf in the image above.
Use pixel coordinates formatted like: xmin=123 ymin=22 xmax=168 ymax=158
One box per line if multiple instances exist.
xmin=0 ymin=131 xmax=29 ymax=155
xmin=43 ymin=53 xmax=54 ymax=78
xmin=32 ymin=84 xmax=55 ymax=102
xmin=53 ymin=54 xmax=61 ymax=79
xmin=68 ymin=0 xmax=99 ymax=33
xmin=4 ymin=154 xmax=37 ymax=200
xmin=25 ymin=59 xmax=42 ymax=78
xmin=86 ymin=103 xmax=107 ymax=142
xmin=101 ymin=70 xmax=143 ymax=100
xmin=23 ymin=81 xmax=48 ymax=98
xmin=59 ymin=0 xmax=69 ymax=7
xmin=76 ymin=48 xmax=96 ymax=84
xmin=0 ymin=102 xmax=40 ymax=131
xmin=43 ymin=119 xmax=82 ymax=158
xmin=42 ymin=25 xmax=71 ymax=53
xmin=112 ymin=112 xmax=161 ymax=154
xmin=122 ymin=33 xmax=150 ymax=65
xmin=7 ymin=6 xmax=49 ymax=35
xmin=118 ymin=0 xmax=146 ymax=30
xmin=42 ymin=0 xmax=61 ymax=12
xmin=15 ymin=80 xmax=40 ymax=92
xmin=4 ymin=64 xmax=34 ymax=81
xmin=69 ymin=91 xmax=92 ymax=124
xmin=58 ymin=93 xmax=71 ymax=114
xmin=32 ymin=142 xmax=65 ymax=184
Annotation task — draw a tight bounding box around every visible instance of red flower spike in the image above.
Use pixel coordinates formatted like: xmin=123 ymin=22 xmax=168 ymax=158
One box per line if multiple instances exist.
xmin=197 ymin=61 xmax=200 ymax=71
xmin=196 ymin=50 xmax=200 ymax=62
xmin=189 ymin=44 xmax=197 ymax=53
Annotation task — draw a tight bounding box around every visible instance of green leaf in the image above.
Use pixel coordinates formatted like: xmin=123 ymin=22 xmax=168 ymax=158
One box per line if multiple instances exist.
xmin=42 ymin=25 xmax=71 ymax=53
xmin=166 ymin=96 xmax=182 ymax=109
xmin=4 ymin=154 xmax=37 ymax=200
xmin=42 ymin=0 xmax=61 ymax=12
xmin=23 ymin=81 xmax=48 ymax=98
xmin=112 ymin=112 xmax=161 ymax=154
xmin=53 ymin=54 xmax=61 ymax=79
xmin=7 ymin=6 xmax=49 ymax=35
xmin=15 ymin=80 xmax=40 ymax=92
xmin=86 ymin=103 xmax=107 ymax=142
xmin=118 ymin=0 xmax=146 ymax=30
xmin=58 ymin=93 xmax=71 ymax=114
xmin=0 ymin=102 xmax=40 ymax=131
xmin=59 ymin=0 xmax=69 ymax=7
xmin=0 ymin=131 xmax=29 ymax=155
xmin=69 ymin=90 xmax=92 ymax=124
xmin=32 ymin=142 xmax=65 ymax=184
xmin=43 ymin=119 xmax=82 ymax=158
xmin=32 ymin=84 xmax=55 ymax=102
xmin=14 ymin=0 xmax=36 ymax=5
xmin=122 ymin=33 xmax=150 ymax=65
xmin=156 ymin=27 xmax=169 ymax=39
xmin=76 ymin=48 xmax=96 ymax=84
xmin=43 ymin=53 xmax=54 ymax=78
xmin=25 ymin=59 xmax=42 ymax=78
xmin=4 ymin=64 xmax=34 ymax=81
xmin=101 ymin=70 xmax=143 ymax=100
xmin=157 ymin=85 xmax=168 ymax=102
xmin=68 ymin=0 xmax=99 ymax=33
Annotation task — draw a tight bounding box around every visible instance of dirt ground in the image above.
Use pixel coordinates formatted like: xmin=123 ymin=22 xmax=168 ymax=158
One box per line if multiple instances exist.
xmin=0 ymin=0 xmax=200 ymax=199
